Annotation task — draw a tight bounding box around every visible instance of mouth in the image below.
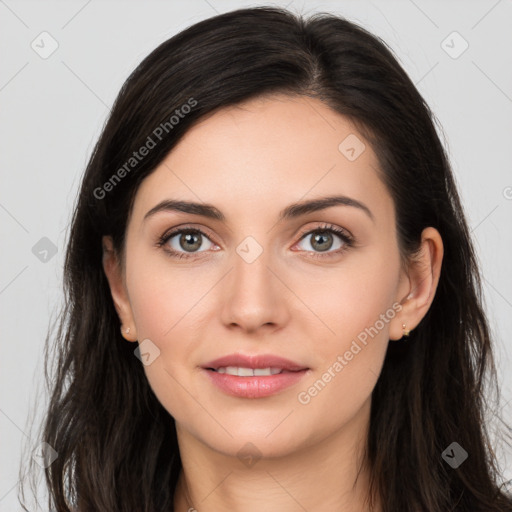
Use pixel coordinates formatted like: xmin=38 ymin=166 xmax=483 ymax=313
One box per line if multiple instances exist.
xmin=205 ymin=366 xmax=303 ymax=376
xmin=201 ymin=353 xmax=309 ymax=373
xmin=200 ymin=354 xmax=310 ymax=398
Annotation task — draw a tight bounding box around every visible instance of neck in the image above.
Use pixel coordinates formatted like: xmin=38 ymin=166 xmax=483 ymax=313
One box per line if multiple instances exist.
xmin=173 ymin=399 xmax=380 ymax=512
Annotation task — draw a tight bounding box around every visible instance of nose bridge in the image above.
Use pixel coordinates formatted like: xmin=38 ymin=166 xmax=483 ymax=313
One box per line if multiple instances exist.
xmin=233 ymin=241 xmax=272 ymax=294
xmin=220 ymin=234 xmax=288 ymax=331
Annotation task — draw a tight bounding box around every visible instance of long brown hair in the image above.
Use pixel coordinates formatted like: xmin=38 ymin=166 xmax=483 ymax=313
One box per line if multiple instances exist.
xmin=19 ymin=6 xmax=512 ymax=511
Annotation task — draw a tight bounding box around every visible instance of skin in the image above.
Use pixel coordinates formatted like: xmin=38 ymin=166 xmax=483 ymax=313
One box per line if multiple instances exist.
xmin=103 ymin=94 xmax=443 ymax=512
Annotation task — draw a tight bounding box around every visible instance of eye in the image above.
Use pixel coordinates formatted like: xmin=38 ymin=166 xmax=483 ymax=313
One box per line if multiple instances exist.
xmin=156 ymin=223 xmax=354 ymax=261
xmin=156 ymin=227 xmax=217 ymax=259
xmin=294 ymin=224 xmax=354 ymax=258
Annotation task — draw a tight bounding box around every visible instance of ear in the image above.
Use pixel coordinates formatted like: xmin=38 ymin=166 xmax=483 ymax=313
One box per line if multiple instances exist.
xmin=389 ymin=227 xmax=444 ymax=340
xmin=102 ymin=235 xmax=138 ymax=342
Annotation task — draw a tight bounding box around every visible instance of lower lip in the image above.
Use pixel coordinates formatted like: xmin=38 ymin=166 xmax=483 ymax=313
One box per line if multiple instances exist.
xmin=202 ymin=369 xmax=309 ymax=398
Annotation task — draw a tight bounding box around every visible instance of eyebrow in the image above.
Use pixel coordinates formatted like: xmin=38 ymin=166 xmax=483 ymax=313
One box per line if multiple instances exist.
xmin=143 ymin=195 xmax=374 ymax=224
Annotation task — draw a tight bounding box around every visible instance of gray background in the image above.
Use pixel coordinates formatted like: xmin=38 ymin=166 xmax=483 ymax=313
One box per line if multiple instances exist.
xmin=1 ymin=0 xmax=511 ymax=509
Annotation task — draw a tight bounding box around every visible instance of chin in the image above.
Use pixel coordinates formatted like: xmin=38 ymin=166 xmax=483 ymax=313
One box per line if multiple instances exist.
xmin=179 ymin=406 xmax=327 ymax=461
xmin=203 ymin=429 xmax=307 ymax=461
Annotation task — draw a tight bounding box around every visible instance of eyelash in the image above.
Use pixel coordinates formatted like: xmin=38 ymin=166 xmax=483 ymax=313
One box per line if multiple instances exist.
xmin=155 ymin=223 xmax=354 ymax=261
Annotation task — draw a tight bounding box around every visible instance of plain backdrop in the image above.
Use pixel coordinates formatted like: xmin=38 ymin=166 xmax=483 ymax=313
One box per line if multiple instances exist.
xmin=1 ymin=0 xmax=511 ymax=509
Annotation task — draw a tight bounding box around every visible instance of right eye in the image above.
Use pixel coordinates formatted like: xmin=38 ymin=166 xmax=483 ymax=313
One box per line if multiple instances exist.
xmin=156 ymin=227 xmax=218 ymax=259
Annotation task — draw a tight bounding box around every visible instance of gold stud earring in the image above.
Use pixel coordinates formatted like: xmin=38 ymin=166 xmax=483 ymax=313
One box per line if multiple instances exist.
xmin=402 ymin=323 xmax=411 ymax=338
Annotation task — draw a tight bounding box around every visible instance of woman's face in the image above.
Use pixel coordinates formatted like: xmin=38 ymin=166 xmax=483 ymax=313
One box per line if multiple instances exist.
xmin=111 ymin=94 xmax=412 ymax=459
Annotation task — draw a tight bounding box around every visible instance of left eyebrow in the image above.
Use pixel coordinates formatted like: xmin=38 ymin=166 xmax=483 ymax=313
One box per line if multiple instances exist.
xmin=142 ymin=195 xmax=374 ymax=224
xmin=280 ymin=195 xmax=374 ymax=223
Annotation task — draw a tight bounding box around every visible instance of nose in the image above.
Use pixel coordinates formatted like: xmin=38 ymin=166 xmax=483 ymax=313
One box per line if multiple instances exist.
xmin=219 ymin=245 xmax=290 ymax=334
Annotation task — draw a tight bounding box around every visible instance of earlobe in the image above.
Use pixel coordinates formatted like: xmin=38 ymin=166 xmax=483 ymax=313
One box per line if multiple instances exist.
xmin=102 ymin=235 xmax=138 ymax=342
xmin=390 ymin=227 xmax=444 ymax=340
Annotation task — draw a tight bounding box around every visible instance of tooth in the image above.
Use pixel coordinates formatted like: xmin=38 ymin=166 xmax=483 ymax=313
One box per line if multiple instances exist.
xmin=253 ymin=368 xmax=271 ymax=376
xmin=215 ymin=366 xmax=284 ymax=376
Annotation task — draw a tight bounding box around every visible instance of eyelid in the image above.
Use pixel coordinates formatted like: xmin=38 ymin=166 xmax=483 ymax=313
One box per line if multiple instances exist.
xmin=295 ymin=223 xmax=353 ymax=242
xmin=159 ymin=223 xmax=218 ymax=243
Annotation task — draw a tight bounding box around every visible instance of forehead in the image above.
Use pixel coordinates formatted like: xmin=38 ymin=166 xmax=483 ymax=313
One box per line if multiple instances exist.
xmin=130 ymin=94 xmax=393 ymax=226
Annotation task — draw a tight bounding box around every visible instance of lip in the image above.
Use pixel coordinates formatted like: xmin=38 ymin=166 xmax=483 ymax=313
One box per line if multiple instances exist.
xmin=201 ymin=353 xmax=310 ymax=399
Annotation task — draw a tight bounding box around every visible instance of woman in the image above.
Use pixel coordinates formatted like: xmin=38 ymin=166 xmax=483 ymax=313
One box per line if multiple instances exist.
xmin=21 ymin=6 xmax=512 ymax=511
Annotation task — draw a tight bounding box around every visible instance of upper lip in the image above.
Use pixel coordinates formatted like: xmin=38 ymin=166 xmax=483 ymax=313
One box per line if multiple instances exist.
xmin=202 ymin=353 xmax=308 ymax=371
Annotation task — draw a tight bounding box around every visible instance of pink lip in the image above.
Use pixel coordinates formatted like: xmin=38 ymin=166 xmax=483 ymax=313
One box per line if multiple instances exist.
xmin=201 ymin=353 xmax=310 ymax=399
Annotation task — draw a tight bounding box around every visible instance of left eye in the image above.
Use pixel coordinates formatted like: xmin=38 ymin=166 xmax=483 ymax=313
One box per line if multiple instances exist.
xmin=295 ymin=227 xmax=352 ymax=254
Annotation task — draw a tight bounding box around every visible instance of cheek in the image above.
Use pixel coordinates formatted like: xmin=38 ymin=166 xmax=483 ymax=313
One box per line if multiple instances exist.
xmin=293 ymin=249 xmax=400 ymax=415
xmin=126 ymin=251 xmax=211 ymax=342
xmin=124 ymin=255 xmax=215 ymax=420
xmin=301 ymin=247 xmax=401 ymax=350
